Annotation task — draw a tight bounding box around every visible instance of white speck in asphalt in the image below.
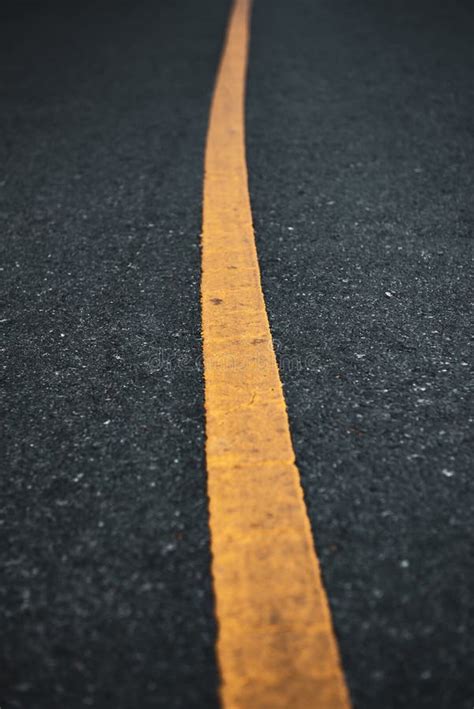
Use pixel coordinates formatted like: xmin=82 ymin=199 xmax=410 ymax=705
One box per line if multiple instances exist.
xmin=384 ymin=291 xmax=394 ymax=298
xmin=400 ymin=559 xmax=410 ymax=568
xmin=441 ymin=469 xmax=455 ymax=477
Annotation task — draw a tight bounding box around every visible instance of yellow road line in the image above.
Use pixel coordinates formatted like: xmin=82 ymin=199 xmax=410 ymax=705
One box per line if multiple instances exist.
xmin=201 ymin=0 xmax=351 ymax=707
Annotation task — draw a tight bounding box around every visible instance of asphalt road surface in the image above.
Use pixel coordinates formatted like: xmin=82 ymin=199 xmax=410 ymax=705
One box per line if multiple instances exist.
xmin=1 ymin=0 xmax=473 ymax=708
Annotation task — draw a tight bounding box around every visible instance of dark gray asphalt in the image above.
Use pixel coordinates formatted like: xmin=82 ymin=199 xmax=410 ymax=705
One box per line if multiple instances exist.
xmin=1 ymin=0 xmax=473 ymax=708
xmin=248 ymin=1 xmax=473 ymax=707
xmin=1 ymin=1 xmax=228 ymax=707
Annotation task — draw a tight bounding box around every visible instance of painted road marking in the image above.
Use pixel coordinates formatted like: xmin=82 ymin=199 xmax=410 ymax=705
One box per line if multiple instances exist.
xmin=201 ymin=0 xmax=351 ymax=707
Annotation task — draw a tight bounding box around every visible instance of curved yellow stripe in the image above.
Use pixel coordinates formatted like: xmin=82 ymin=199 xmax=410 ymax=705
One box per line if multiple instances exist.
xmin=201 ymin=1 xmax=351 ymax=706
